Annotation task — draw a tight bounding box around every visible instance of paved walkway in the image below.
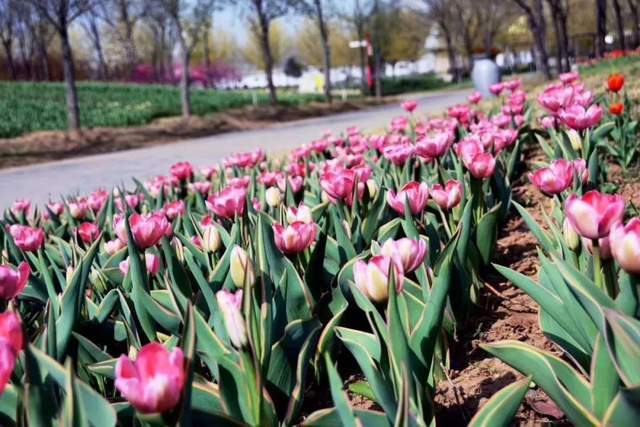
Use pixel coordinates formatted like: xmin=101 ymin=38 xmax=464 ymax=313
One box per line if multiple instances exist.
xmin=0 ymin=89 xmax=471 ymax=208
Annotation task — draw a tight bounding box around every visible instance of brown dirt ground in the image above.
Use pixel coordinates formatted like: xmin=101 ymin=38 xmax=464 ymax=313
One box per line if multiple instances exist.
xmin=0 ymin=98 xmax=393 ymax=170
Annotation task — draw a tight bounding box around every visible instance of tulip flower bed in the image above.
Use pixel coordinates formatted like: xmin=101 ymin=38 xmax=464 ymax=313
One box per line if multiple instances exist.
xmin=1 ymin=67 xmax=639 ymax=426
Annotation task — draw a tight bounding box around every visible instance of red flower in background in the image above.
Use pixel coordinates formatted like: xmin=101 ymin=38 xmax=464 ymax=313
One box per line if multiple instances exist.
xmin=609 ymin=103 xmax=624 ymax=115
xmin=607 ymin=73 xmax=625 ymax=92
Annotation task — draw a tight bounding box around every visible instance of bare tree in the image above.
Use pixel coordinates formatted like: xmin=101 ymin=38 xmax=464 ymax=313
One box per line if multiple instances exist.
xmin=153 ymin=0 xmax=216 ymax=117
xmin=290 ymin=0 xmax=333 ymax=103
xmin=80 ymin=2 xmax=109 ymax=79
xmin=419 ymin=0 xmax=460 ymax=82
xmin=512 ymin=0 xmax=551 ymax=79
xmin=145 ymin=7 xmax=174 ymax=81
xmin=595 ymin=0 xmax=607 ymax=57
xmin=611 ymin=0 xmax=626 ymax=50
xmin=113 ymin=0 xmax=142 ymax=76
xmin=547 ymin=0 xmax=570 ymax=72
xmin=0 ymin=0 xmax=17 ymax=79
xmin=27 ymin=0 xmax=94 ymax=130
xmin=237 ymin=0 xmax=289 ymax=105
xmin=628 ymin=0 xmax=640 ymax=48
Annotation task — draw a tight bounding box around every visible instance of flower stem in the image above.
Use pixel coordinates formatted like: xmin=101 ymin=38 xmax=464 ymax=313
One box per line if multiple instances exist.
xmin=592 ymin=239 xmax=604 ymax=292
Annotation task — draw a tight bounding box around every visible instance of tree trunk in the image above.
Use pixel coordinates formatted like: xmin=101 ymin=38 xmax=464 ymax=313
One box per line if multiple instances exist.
xmin=178 ymin=39 xmax=191 ymax=117
xmin=551 ymin=11 xmax=563 ymax=73
xmin=558 ymin=4 xmax=570 ymax=71
xmin=203 ymin=27 xmax=211 ymax=68
xmin=595 ymin=0 xmax=607 ymax=58
xmin=314 ymin=0 xmax=332 ymax=103
xmin=532 ymin=0 xmax=551 ymax=79
xmin=88 ymin=18 xmax=108 ymax=80
xmin=628 ymin=0 xmax=640 ymax=48
xmin=372 ymin=0 xmax=382 ymax=98
xmin=612 ymin=0 xmax=626 ymax=50
xmin=59 ymin=26 xmax=80 ymax=130
xmin=258 ymin=16 xmax=277 ymax=105
xmin=1 ymin=40 xmax=17 ymax=79
xmin=439 ymin=21 xmax=459 ymax=83
xmin=36 ymin=32 xmax=51 ymax=81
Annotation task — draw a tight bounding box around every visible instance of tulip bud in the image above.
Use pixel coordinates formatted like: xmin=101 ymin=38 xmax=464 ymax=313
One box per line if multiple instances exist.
xmin=321 ymin=191 xmax=330 ymax=203
xmin=563 ymin=218 xmax=580 ymax=250
xmin=566 ymin=129 xmax=582 ymax=151
xmin=265 ymin=187 xmax=282 ymax=208
xmin=172 ymin=238 xmax=185 ymax=263
xmin=610 ymin=218 xmax=640 ymax=274
xmin=230 ymin=246 xmax=255 ymax=287
xmin=216 ymin=289 xmax=247 ymax=348
xmin=366 ymin=179 xmax=378 ymax=198
xmin=202 ymin=225 xmax=221 ymax=253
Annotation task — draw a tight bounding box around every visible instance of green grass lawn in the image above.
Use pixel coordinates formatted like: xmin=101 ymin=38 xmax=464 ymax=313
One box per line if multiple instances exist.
xmin=0 ymin=81 xmax=325 ymax=138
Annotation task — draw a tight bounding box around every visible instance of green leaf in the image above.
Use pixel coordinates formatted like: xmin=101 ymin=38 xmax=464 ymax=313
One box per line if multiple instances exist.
xmin=590 ymin=333 xmax=619 ymax=420
xmin=468 ymin=376 xmax=531 ymax=427
xmin=603 ymin=309 xmax=640 ymax=388
xmin=512 ymin=201 xmax=555 ymax=253
xmin=324 ymin=354 xmax=361 ymax=427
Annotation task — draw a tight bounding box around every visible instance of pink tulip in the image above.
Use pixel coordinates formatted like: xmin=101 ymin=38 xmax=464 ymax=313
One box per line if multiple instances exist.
xmin=8 ymin=225 xmax=44 ymax=252
xmin=117 ymin=213 xmax=170 ymax=249
xmin=77 ymin=222 xmax=100 ymax=244
xmin=0 ymin=312 xmax=23 ymax=395
xmin=540 ymin=116 xmax=557 ymax=129
xmin=610 ymin=219 xmax=640 ymax=273
xmin=0 ymin=262 xmax=29 ymax=300
xmin=105 ymin=239 xmax=126 ymax=255
xmin=259 ymin=171 xmax=284 ymax=187
xmin=559 ymin=71 xmax=579 ymax=85
xmin=68 ymin=198 xmax=89 ymax=219
xmin=528 ymin=159 xmax=574 ymax=195
xmin=89 ymin=189 xmax=109 ymax=212
xmin=216 ymin=289 xmax=247 ymax=348
xmin=115 ymin=194 xmax=142 ymax=212
xmin=170 ymin=161 xmax=193 ymax=181
xmin=115 ymin=343 xmax=185 ymax=414
xmin=466 ymin=152 xmax=496 ymax=179
xmin=503 ymin=79 xmax=522 ymax=92
xmin=380 ymin=238 xmax=427 ymax=273
xmin=430 ymin=180 xmax=463 ymax=210
xmin=320 ymin=168 xmax=362 ymax=206
xmin=447 ymin=104 xmax=471 ymax=124
xmin=286 ymin=204 xmax=313 ymax=224
xmin=206 ymin=186 xmax=247 ymax=219
xmin=353 ymin=255 xmax=404 ymax=303
xmin=163 ymin=200 xmax=185 ymax=220
xmin=415 ymin=132 xmax=453 ymax=159
xmin=401 ymin=100 xmax=417 ymax=113
xmin=382 ymin=143 xmax=414 ymax=166
xmin=227 ymin=176 xmax=251 ymax=189
xmin=537 ymin=85 xmax=574 ymax=113
xmin=224 ymin=149 xmax=265 ymax=169
xmin=11 ymin=199 xmax=31 ymax=217
xmin=277 ymin=175 xmax=304 ymax=194
xmin=273 ymin=222 xmax=317 ymax=255
xmin=467 ymin=91 xmax=482 ymax=104
xmin=387 ymin=182 xmax=429 ymax=216
xmin=582 ymin=236 xmax=612 ymax=260
xmin=558 ymin=104 xmax=603 ymax=130
xmin=190 ymin=181 xmax=212 ymax=195
xmin=489 ymin=82 xmax=505 ymax=95
xmin=119 ymin=253 xmax=160 ymax=276
xmin=47 ymin=201 xmax=65 ymax=216
xmin=565 ymin=191 xmax=625 ymax=239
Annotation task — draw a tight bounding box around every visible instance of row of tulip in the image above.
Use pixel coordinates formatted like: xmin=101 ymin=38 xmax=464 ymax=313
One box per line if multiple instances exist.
xmin=0 ymin=67 xmax=637 ymax=426
xmin=473 ymin=71 xmax=640 ymax=425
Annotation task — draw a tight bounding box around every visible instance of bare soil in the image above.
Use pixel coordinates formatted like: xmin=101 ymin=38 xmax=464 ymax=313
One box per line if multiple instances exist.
xmin=0 ymin=98 xmax=393 ymax=170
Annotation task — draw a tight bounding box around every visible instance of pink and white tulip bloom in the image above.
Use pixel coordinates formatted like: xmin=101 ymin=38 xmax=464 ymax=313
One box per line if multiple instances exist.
xmin=558 ymin=104 xmax=603 ymax=130
xmin=127 ymin=213 xmax=170 ymax=249
xmin=47 ymin=201 xmax=65 ymax=216
xmin=216 ymin=289 xmax=247 ymax=348
xmin=0 ymin=312 xmax=23 ymax=395
xmin=169 ymin=161 xmax=193 ymax=181
xmin=77 ymin=222 xmax=100 ymax=244
xmin=528 ymin=159 xmax=574 ymax=195
xmin=415 ymin=132 xmax=453 ymax=159
xmin=382 ymin=143 xmax=414 ymax=166
xmin=0 ymin=262 xmax=29 ymax=300
xmin=105 ymin=238 xmax=126 ymax=255
xmin=115 ymin=343 xmax=185 ymax=414
xmin=89 ymin=189 xmax=109 ymax=212
xmin=380 ymin=238 xmax=427 ymax=273
xmin=68 ymin=198 xmax=89 ymax=219
xmin=387 ymin=182 xmax=429 ymax=216
xmin=286 ymin=204 xmax=313 ymax=225
xmin=353 ymin=255 xmax=404 ymax=303
xmin=163 ymin=200 xmax=185 ymax=220
xmin=490 ymin=82 xmax=505 ymax=96
xmin=582 ymin=236 xmax=612 ymax=260
xmin=430 ymin=180 xmax=463 ymax=210
xmin=230 ymin=246 xmax=255 ymax=287
xmin=8 ymin=225 xmax=44 ymax=252
xmin=467 ymin=91 xmax=482 ymax=104
xmin=206 ymin=186 xmax=247 ymax=219
xmin=190 ymin=181 xmax=212 ymax=195
xmin=119 ymin=252 xmax=160 ymax=277
xmin=465 ymin=152 xmax=496 ymax=179
xmin=401 ymin=100 xmax=418 ymax=113
xmin=273 ymin=222 xmax=317 ymax=255
xmin=610 ymin=218 xmax=640 ymax=274
xmin=559 ymin=71 xmax=579 ymax=85
xmin=11 ymin=199 xmax=31 ymax=217
xmin=565 ymin=191 xmax=625 ymax=239
xmin=320 ymin=168 xmax=363 ymax=206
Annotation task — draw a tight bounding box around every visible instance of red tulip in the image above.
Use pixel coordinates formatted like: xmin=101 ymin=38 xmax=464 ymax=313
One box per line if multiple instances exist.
xmin=529 ymin=159 xmax=575 ymax=195
xmin=401 ymin=100 xmax=417 ymax=113
xmin=115 ymin=343 xmax=185 ymax=414
xmin=380 ymin=238 xmax=427 ymax=273
xmin=273 ymin=222 xmax=317 ymax=255
xmin=558 ymin=104 xmax=603 ymax=130
xmin=609 ymin=102 xmax=624 ymax=115
xmin=565 ymin=191 xmax=625 ymax=239
xmin=607 ymin=73 xmax=624 ymax=92
xmin=170 ymin=161 xmax=193 ymax=181
xmin=610 ymin=218 xmax=640 ymax=273
xmin=206 ymin=186 xmax=247 ymax=219
xmin=387 ymin=182 xmax=429 ymax=216
xmin=0 ymin=312 xmax=23 ymax=395
xmin=353 ymin=255 xmax=404 ymax=303
xmin=0 ymin=262 xmax=29 ymax=300
xmin=8 ymin=225 xmax=44 ymax=252
xmin=77 ymin=222 xmax=100 ymax=244
xmin=430 ymin=180 xmax=463 ymax=210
